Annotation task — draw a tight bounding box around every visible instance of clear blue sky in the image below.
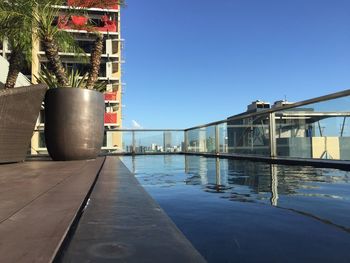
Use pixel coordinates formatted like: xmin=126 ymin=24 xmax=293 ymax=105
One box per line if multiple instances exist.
xmin=121 ymin=0 xmax=350 ymax=129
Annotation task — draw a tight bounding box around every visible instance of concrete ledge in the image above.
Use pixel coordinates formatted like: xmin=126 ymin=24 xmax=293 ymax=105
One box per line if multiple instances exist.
xmin=0 ymin=157 xmax=105 ymax=263
xmin=57 ymin=156 xmax=206 ymax=263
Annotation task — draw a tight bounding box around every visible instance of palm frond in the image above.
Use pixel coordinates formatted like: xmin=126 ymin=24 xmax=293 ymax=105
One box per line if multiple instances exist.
xmin=55 ymin=30 xmax=88 ymax=63
xmin=93 ymin=81 xmax=108 ymax=92
xmin=36 ymin=65 xmax=106 ymax=90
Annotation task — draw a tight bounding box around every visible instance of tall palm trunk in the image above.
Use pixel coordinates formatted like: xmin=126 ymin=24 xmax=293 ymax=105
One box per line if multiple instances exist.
xmin=86 ymin=33 xmax=103 ymax=90
xmin=42 ymin=36 xmax=69 ymax=87
xmin=4 ymin=49 xmax=24 ymax=89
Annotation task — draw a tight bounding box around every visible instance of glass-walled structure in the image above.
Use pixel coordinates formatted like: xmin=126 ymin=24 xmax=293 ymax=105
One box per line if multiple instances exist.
xmin=185 ymin=89 xmax=350 ymax=161
xmin=274 ymin=96 xmax=350 ymax=159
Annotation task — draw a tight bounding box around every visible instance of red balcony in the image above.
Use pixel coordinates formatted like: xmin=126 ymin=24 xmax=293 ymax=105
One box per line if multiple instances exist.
xmin=104 ymin=92 xmax=117 ymax=101
xmin=104 ymin=112 xmax=117 ymax=124
xmin=58 ymin=15 xmax=117 ymax=32
xmin=67 ymin=0 xmax=119 ymax=10
xmin=71 ymin=16 xmax=88 ymax=26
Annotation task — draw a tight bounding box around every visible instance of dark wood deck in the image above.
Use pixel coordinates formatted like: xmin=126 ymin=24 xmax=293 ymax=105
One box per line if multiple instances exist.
xmin=0 ymin=156 xmax=206 ymax=262
xmin=0 ymin=157 xmax=105 ymax=263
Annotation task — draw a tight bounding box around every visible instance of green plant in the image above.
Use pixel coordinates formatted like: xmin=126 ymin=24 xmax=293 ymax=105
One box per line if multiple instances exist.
xmin=36 ymin=66 xmax=107 ymax=92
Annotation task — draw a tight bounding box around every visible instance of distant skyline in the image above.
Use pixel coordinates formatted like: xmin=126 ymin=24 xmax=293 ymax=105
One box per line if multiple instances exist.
xmin=121 ymin=0 xmax=350 ymax=129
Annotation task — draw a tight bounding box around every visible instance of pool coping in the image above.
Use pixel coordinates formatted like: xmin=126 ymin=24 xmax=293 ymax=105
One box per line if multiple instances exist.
xmin=56 ymin=156 xmax=206 ymax=262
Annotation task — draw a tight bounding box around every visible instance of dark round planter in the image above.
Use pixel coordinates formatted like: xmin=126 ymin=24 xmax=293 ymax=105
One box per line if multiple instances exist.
xmin=44 ymin=88 xmax=104 ymax=161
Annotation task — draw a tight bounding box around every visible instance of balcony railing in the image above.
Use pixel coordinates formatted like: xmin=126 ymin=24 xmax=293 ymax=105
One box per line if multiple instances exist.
xmin=30 ymin=89 xmax=350 ymax=165
xmin=58 ymin=15 xmax=117 ymax=33
xmin=67 ymin=0 xmax=119 ymax=10
xmin=104 ymin=112 xmax=117 ymax=125
xmin=104 ymin=92 xmax=117 ymax=101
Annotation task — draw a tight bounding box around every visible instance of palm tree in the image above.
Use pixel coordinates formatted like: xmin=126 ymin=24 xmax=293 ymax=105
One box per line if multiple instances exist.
xmin=86 ymin=33 xmax=104 ymax=90
xmin=0 ymin=0 xmax=125 ymax=89
xmin=0 ymin=0 xmax=34 ymax=89
xmin=0 ymin=0 xmax=72 ymax=88
xmin=33 ymin=0 xmax=125 ymax=89
xmin=33 ymin=0 xmax=78 ymax=87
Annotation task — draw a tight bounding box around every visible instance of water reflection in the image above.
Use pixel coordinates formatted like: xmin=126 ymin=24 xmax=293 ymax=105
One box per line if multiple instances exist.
xmin=183 ymin=155 xmax=350 ymax=230
xmin=270 ymin=164 xmax=278 ymax=206
xmin=122 ymin=155 xmax=350 ymax=263
xmin=128 ymin=155 xmax=350 ymax=215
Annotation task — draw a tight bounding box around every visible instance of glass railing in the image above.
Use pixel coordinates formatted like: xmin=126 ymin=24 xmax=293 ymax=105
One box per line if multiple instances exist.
xmin=102 ymin=129 xmax=185 ymax=154
xmin=184 ymin=89 xmax=350 ymax=161
xmin=274 ymin=95 xmax=350 ymax=160
xmin=184 ymin=115 xmax=271 ymax=156
xmin=29 ymin=89 xmax=350 ymax=161
xmin=30 ymin=129 xmax=185 ymax=156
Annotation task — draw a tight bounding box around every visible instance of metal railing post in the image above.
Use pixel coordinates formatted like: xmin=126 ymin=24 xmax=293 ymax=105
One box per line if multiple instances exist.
xmin=132 ymin=130 xmax=136 ymax=154
xmin=184 ymin=130 xmax=188 ymax=153
xmin=215 ymin=125 xmax=220 ymax=155
xmin=269 ymin=113 xmax=276 ymax=157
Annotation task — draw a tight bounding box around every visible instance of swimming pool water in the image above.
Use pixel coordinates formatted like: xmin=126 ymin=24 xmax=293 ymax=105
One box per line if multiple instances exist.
xmin=121 ymin=155 xmax=350 ymax=263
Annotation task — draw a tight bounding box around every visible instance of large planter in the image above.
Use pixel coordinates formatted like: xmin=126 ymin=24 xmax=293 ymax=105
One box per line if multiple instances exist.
xmin=0 ymin=84 xmax=47 ymax=163
xmin=44 ymin=88 xmax=104 ymax=161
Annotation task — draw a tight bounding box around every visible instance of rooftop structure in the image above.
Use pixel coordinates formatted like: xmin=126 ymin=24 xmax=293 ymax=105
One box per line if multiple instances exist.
xmin=246 ymin=100 xmax=270 ymax=112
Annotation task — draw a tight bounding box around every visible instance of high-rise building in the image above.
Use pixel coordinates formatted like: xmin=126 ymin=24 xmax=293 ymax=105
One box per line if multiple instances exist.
xmin=163 ymin=131 xmax=172 ymax=152
xmin=29 ymin=0 xmax=123 ymax=153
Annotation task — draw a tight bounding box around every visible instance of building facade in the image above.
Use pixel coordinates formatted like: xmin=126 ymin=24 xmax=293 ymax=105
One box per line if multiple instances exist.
xmin=28 ymin=0 xmax=123 ymax=154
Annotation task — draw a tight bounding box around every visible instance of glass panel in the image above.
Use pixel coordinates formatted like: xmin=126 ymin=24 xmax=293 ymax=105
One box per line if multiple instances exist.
xmin=120 ymin=131 xmax=133 ymax=153
xmin=29 ymin=130 xmax=48 ymax=155
xmin=163 ymin=131 xmax=184 ymax=152
xmin=102 ymin=130 xmax=128 ymax=153
xmin=218 ymin=123 xmax=228 ymax=153
xmin=205 ymin=126 xmax=216 ymax=153
xmin=39 ymin=132 xmax=46 ymax=148
xmin=187 ymin=128 xmax=207 ymax=153
xmin=134 ymin=131 xmax=164 ymax=153
xmin=133 ymin=131 xmax=184 ymax=153
xmin=227 ymin=114 xmax=270 ymax=156
xmin=275 ymin=96 xmax=350 ymax=160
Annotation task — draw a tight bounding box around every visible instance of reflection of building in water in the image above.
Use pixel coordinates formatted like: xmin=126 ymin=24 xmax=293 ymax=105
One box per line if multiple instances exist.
xmin=184 ymin=155 xmax=349 ymax=208
xmin=184 ymin=155 xmax=208 ymax=184
xmin=270 ymin=164 xmax=278 ymax=206
xmin=227 ymin=100 xmax=350 ymax=160
xmin=198 ymin=156 xmax=208 ymax=185
xmin=163 ymin=155 xmax=173 ymax=166
xmin=185 ymin=156 xmax=229 ymax=186
xmin=226 ymin=158 xmax=348 ymax=196
xmin=226 ymin=159 xmax=273 ymax=194
xmin=184 ymin=156 xmax=209 ymax=185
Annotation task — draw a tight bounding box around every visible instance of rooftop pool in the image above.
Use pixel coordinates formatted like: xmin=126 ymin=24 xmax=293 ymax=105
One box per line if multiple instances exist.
xmin=120 ymin=155 xmax=350 ymax=263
